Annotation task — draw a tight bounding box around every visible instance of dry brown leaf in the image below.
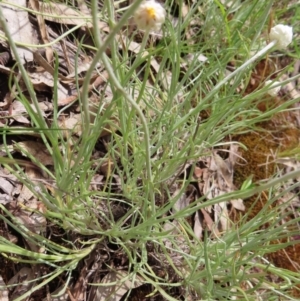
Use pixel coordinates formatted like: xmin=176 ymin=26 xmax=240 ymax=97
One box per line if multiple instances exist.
xmin=32 ymin=51 xmax=57 ymax=79
xmin=0 ymin=168 xmax=14 ymax=204
xmin=204 ymin=181 xmax=217 ymax=208
xmin=183 ymin=53 xmax=208 ymax=66
xmin=71 ymin=248 xmax=103 ymax=300
xmin=117 ymin=35 xmax=161 ymax=73
xmin=0 ymin=28 xmax=8 ymax=48
xmin=100 ymin=158 xmax=114 ymax=176
xmin=58 ymin=112 xmax=117 ymax=138
xmin=55 ymin=94 xmax=77 ymax=107
xmin=228 ymin=144 xmax=240 ymax=167
xmin=0 ymin=177 xmax=14 ymax=195
xmin=17 ymin=167 xmax=39 ymax=202
xmin=0 ymin=1 xmax=36 ymax=64
xmin=198 ymin=165 xmax=209 ymax=194
xmin=77 ymin=0 xmax=90 ymax=15
xmin=58 ymin=73 xmax=108 ymax=106
xmin=281 ymin=74 xmax=300 ymax=100
xmin=35 ymin=100 xmax=53 ymax=113
xmin=11 ymin=100 xmax=30 ymax=124
xmin=96 ymin=271 xmax=143 ymax=301
xmin=0 ymin=275 xmax=8 ymax=301
xmin=36 ymin=1 xmax=108 ymax=30
xmin=64 ymin=60 xmax=96 ymax=80
xmin=13 ymin=198 xmax=46 ymax=251
xmin=181 ymin=2 xmax=189 ymax=18
xmin=58 ymin=113 xmax=82 ymax=136
xmin=29 ymin=0 xmax=53 ymax=63
xmin=70 ymin=266 xmax=88 ymax=300
xmin=33 ymin=51 xmax=80 ymax=84
xmin=214 ymin=200 xmax=230 ymax=232
xmin=42 ymin=285 xmax=69 ymax=301
xmin=276 ymin=157 xmax=300 ymax=169
xmin=162 ymin=220 xmax=190 ymax=256
xmin=0 ymin=193 xmax=12 ymax=205
xmin=29 ymin=70 xmax=69 ymax=102
xmin=90 ymin=174 xmax=104 ymax=191
xmin=14 ymin=141 xmax=53 ymax=166
xmin=172 ymin=189 xmax=190 ymax=213
xmin=194 ymin=210 xmax=203 ymax=240
xmin=7 ymin=267 xmax=36 ymax=300
xmin=11 ymin=168 xmax=47 ymax=251
xmin=230 ymin=199 xmax=245 ymax=211
xmin=0 ymin=64 xmax=18 ymax=76
xmin=200 ymin=208 xmax=220 ymax=237
xmin=11 ymin=100 xmax=50 ymax=121
xmin=194 ymin=166 xmax=204 ymax=178
xmin=212 ymin=152 xmax=234 ymax=189
xmin=163 ymin=220 xmax=178 ymax=249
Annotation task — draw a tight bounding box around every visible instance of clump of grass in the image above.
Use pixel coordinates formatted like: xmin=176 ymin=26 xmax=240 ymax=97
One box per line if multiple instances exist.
xmin=0 ymin=0 xmax=300 ymax=300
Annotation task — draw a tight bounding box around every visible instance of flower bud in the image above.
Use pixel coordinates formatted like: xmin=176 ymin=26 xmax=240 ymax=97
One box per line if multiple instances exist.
xmin=134 ymin=0 xmax=166 ymax=32
xmin=269 ymin=24 xmax=293 ymax=50
xmin=264 ymin=80 xmax=281 ymax=97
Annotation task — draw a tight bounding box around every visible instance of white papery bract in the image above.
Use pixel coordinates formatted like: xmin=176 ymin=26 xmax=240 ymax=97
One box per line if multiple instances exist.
xmin=269 ymin=24 xmax=293 ymax=50
xmin=134 ymin=0 xmax=166 ymax=32
xmin=264 ymin=80 xmax=281 ymax=97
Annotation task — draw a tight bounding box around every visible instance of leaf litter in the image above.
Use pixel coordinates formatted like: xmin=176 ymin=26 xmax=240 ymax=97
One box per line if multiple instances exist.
xmin=0 ymin=0 xmax=35 ymax=64
xmin=0 ymin=0 xmax=299 ymax=300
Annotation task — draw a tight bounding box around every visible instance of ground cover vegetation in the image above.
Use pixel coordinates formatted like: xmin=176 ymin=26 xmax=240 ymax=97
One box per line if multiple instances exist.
xmin=0 ymin=0 xmax=299 ymax=300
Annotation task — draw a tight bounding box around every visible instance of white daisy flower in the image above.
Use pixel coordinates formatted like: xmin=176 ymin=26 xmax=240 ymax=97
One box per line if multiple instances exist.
xmin=134 ymin=0 xmax=166 ymax=32
xmin=269 ymin=24 xmax=293 ymax=50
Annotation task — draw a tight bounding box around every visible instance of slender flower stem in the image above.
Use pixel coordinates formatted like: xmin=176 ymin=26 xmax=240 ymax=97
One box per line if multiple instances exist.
xmin=99 ymin=50 xmax=154 ymax=203
xmin=0 ymin=22 xmax=85 ymax=48
xmin=210 ymin=40 xmax=277 ymax=95
xmin=134 ymin=29 xmax=151 ymax=67
xmin=80 ymin=0 xmax=144 ymax=137
xmin=174 ymin=40 xmax=278 ymax=130
xmin=86 ymin=0 xmax=155 ymax=211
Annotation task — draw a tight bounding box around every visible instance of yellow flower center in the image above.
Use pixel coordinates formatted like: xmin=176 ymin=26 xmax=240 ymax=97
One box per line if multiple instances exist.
xmin=146 ymin=7 xmax=156 ymax=20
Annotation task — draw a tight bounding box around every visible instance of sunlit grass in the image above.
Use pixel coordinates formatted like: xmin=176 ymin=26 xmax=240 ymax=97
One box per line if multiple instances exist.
xmin=0 ymin=0 xmax=299 ymax=300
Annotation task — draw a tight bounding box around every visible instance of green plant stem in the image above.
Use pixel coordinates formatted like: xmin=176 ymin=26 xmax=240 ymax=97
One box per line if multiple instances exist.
xmin=212 ymin=40 xmax=277 ymax=93
xmin=174 ymin=40 xmax=278 ymax=131
xmin=0 ymin=22 xmax=85 ymax=48
xmin=132 ymin=30 xmax=151 ymax=72
xmin=83 ymin=0 xmax=155 ymax=210
xmin=190 ymin=168 xmax=300 ymax=213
